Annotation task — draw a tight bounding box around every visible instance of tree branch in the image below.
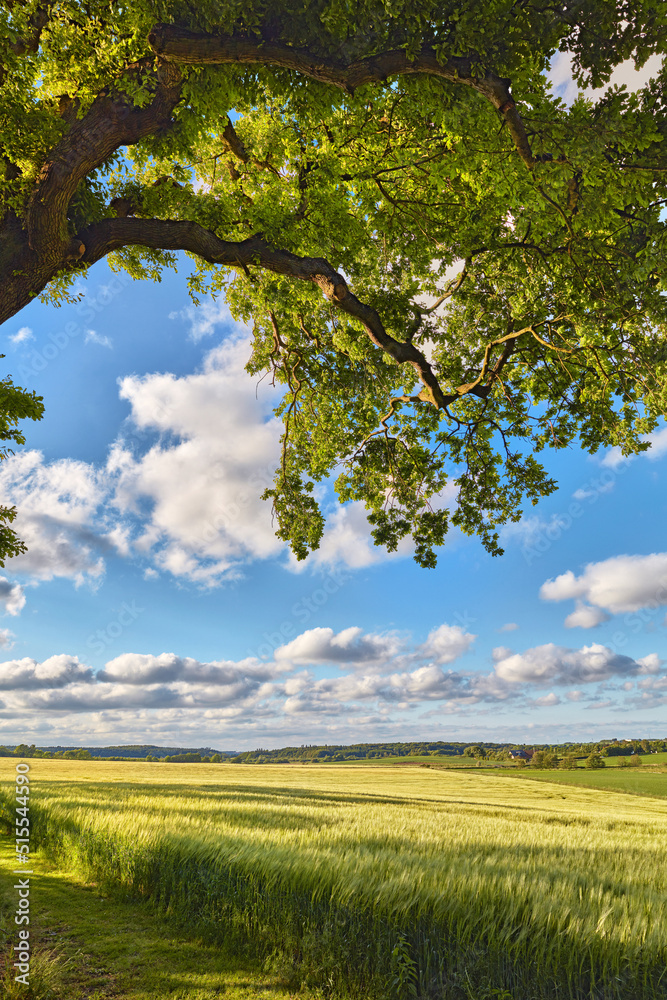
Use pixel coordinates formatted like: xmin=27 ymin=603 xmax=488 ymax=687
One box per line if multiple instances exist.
xmin=78 ymin=216 xmax=455 ymax=407
xmin=147 ymin=25 xmax=534 ymax=168
xmin=26 ymin=64 xmax=182 ymax=261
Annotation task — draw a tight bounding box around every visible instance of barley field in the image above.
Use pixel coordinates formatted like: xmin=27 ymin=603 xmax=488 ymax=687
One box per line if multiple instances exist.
xmin=1 ymin=760 xmax=666 ymax=1000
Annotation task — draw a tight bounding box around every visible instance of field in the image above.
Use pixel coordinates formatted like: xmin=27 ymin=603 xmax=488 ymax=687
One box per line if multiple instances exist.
xmin=507 ymin=767 xmax=667 ymax=798
xmin=1 ymin=760 xmax=666 ymax=1000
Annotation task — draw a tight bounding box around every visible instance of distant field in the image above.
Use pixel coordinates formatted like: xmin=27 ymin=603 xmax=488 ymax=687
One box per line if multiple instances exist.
xmin=505 ymin=766 xmax=667 ymax=797
xmin=1 ymin=760 xmax=666 ymax=1000
xmin=335 ymin=753 xmax=493 ymax=766
xmin=601 ymin=750 xmax=667 ymax=768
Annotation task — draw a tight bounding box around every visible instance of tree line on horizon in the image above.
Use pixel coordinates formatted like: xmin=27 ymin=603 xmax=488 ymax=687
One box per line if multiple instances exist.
xmin=2 ymin=738 xmax=665 ymax=764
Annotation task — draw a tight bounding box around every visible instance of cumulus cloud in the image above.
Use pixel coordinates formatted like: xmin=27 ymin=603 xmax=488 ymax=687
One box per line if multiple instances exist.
xmin=498 ymin=622 xmax=519 ymax=633
xmin=564 ymin=602 xmax=611 ymax=629
xmin=637 ymin=653 xmax=661 ymax=675
xmin=531 ymin=693 xmax=560 ymax=707
xmin=540 ymin=554 xmax=667 ymax=614
xmin=418 ymin=623 xmax=476 ymax=663
xmin=304 ymin=500 xmax=411 ymax=570
xmin=275 ymin=626 xmax=401 ymax=666
xmin=1 ymin=623 xmax=664 ymax=741
xmin=0 ymin=578 xmax=26 ymax=616
xmin=0 ymin=451 xmax=106 ymax=584
xmin=99 ymin=652 xmax=283 ymax=686
xmin=493 ymin=643 xmax=649 ymax=686
xmin=0 ymin=655 xmax=92 ymax=690
xmin=0 ymin=331 xmax=427 ymax=592
xmin=111 ymin=335 xmax=285 ymax=583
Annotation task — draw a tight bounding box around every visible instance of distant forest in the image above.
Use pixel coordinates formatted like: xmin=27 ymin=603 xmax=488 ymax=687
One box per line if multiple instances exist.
xmin=2 ymin=738 xmax=665 ymax=762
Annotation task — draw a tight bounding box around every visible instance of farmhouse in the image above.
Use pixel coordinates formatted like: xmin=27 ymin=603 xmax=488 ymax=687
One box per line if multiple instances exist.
xmin=509 ymin=749 xmax=534 ymax=760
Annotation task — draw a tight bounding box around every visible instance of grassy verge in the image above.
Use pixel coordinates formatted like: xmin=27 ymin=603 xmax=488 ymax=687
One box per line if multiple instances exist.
xmin=0 ymin=835 xmax=306 ymax=1000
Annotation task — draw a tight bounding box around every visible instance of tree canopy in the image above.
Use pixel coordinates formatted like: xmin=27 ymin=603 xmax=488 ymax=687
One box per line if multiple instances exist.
xmin=2 ymin=1 xmax=667 ymax=566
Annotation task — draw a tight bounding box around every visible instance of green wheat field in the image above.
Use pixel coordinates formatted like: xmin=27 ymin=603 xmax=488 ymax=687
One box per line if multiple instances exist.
xmin=1 ymin=760 xmax=666 ymax=999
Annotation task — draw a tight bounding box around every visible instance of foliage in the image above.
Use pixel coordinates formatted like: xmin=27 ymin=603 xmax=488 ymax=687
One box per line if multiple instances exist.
xmin=3 ymin=760 xmax=667 ymax=1000
xmin=1 ymin=3 xmax=667 ymax=565
xmin=559 ymin=755 xmax=579 ymax=770
xmin=530 ymin=750 xmax=557 ymax=769
xmin=585 ymin=752 xmax=606 ymax=769
xmin=0 ymin=363 xmax=44 ymax=564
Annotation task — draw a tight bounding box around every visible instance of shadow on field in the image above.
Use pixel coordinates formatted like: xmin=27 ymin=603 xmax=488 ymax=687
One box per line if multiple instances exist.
xmin=0 ymin=835 xmax=300 ymax=1000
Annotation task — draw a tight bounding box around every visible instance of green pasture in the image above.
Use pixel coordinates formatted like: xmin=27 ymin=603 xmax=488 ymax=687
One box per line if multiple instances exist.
xmin=1 ymin=760 xmax=666 ymax=1000
xmin=505 ymin=766 xmax=667 ymax=797
xmin=600 ymin=751 xmax=667 ymax=768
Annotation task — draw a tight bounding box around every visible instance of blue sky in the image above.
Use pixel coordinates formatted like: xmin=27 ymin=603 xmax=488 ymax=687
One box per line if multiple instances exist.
xmin=1 ymin=257 xmax=666 ymax=750
xmin=1 ymin=56 xmax=666 ymax=750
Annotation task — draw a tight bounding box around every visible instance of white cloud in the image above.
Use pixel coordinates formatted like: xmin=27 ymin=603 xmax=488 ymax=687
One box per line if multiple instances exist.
xmin=275 ymin=626 xmax=401 ymax=666
xmin=601 ymin=427 xmax=667 ymax=469
xmin=540 ymin=554 xmax=667 ymax=614
xmin=548 ymin=51 xmax=663 ymax=106
xmin=0 ymin=451 xmax=106 ymax=584
xmin=532 ymin=693 xmax=560 ymax=708
xmin=564 ymin=602 xmax=611 ymax=629
xmin=10 ymin=326 xmax=33 ymax=345
xmin=0 ymin=655 xmax=92 ymax=690
xmin=0 ymin=330 xmax=419 ymax=590
xmin=493 ymin=642 xmax=647 ymax=686
xmin=419 ymin=623 xmax=476 ymax=663
xmin=169 ymin=296 xmax=241 ymax=342
xmin=637 ymin=653 xmax=661 ymax=675
xmin=304 ymin=500 xmax=410 ymax=570
xmin=0 ymin=629 xmax=15 ymax=648
xmin=0 ymin=578 xmax=26 ymax=616
xmin=111 ymin=335 xmax=285 ymax=583
xmin=645 ymin=427 xmax=667 ymax=461
xmin=498 ymin=622 xmax=519 ymax=633
xmin=98 ymin=651 xmax=283 ymax=686
xmin=0 ymin=625 xmax=662 ymax=742
xmin=492 ymin=645 xmax=513 ymax=662
xmin=85 ymin=329 xmax=113 ymax=348
xmin=600 ymin=447 xmax=633 ymax=470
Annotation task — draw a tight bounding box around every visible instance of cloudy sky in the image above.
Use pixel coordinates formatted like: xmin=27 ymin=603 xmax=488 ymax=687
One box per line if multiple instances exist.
xmin=1 ymin=59 xmax=666 ymax=750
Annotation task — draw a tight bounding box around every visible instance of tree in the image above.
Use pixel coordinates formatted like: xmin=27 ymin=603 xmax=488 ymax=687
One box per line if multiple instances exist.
xmin=2 ymin=2 xmax=667 ymax=566
xmin=530 ymin=750 xmax=556 ymax=769
xmin=0 ymin=362 xmax=43 ymax=564
xmin=558 ymin=754 xmax=578 ymax=770
xmin=584 ymin=752 xmax=605 ymax=769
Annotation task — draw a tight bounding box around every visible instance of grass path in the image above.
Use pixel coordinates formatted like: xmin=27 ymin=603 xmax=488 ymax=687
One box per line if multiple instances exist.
xmin=0 ymin=836 xmax=304 ymax=1000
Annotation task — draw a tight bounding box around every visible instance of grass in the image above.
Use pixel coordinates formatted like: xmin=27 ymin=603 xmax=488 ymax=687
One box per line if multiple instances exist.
xmin=0 ymin=833 xmax=305 ymax=999
xmin=502 ymin=767 xmax=667 ymax=798
xmin=2 ymin=760 xmax=667 ymax=1000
